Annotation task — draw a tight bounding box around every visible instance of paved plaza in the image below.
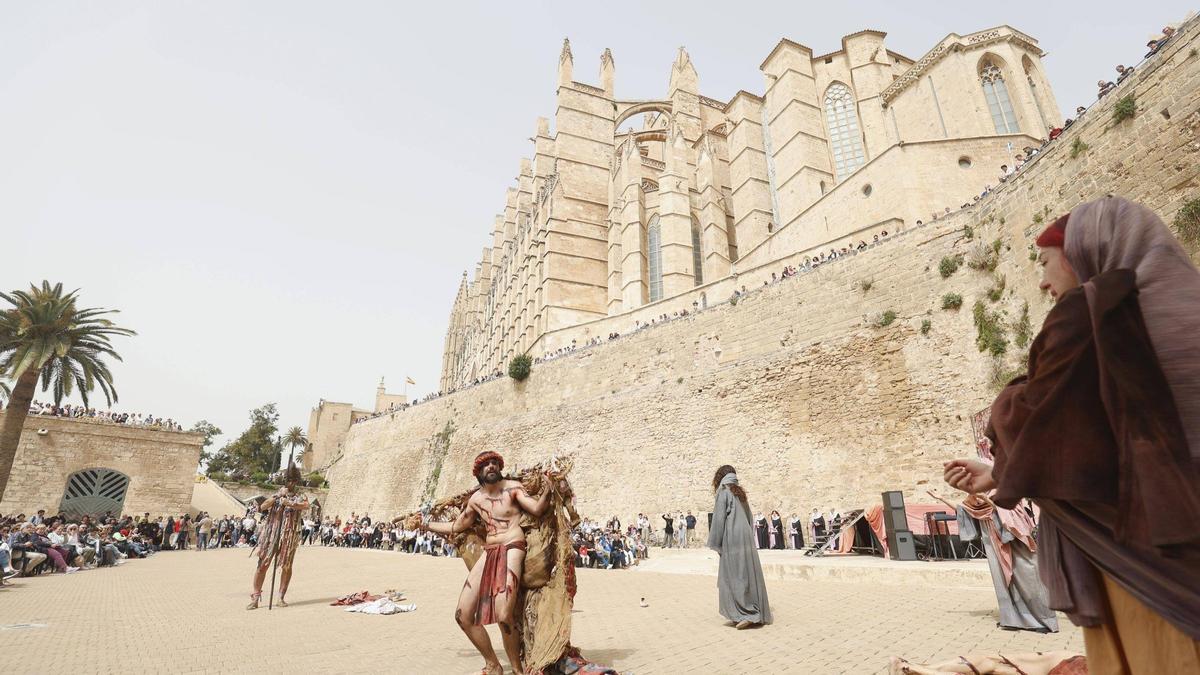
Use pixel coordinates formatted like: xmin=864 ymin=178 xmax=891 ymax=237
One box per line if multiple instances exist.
xmin=0 ymin=546 xmax=1081 ymax=674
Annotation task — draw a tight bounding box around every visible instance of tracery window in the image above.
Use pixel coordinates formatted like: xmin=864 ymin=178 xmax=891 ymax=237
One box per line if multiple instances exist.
xmin=691 ymin=218 xmax=704 ymax=286
xmin=980 ymin=60 xmax=1020 ymax=134
xmin=823 ymin=83 xmax=866 ymax=181
xmin=647 ymin=215 xmax=663 ymax=302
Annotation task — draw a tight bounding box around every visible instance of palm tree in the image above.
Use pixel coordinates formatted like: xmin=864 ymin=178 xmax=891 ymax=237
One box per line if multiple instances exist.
xmin=281 ymin=426 xmax=308 ymax=466
xmin=0 ymin=282 xmax=135 ymax=501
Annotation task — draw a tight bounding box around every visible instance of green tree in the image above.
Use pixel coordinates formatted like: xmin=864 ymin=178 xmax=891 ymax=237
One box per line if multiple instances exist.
xmin=281 ymin=426 xmax=308 ymax=466
xmin=0 ymin=282 xmax=135 ymax=501
xmin=205 ymin=404 xmax=281 ymax=480
xmin=190 ymin=419 xmax=223 ymax=467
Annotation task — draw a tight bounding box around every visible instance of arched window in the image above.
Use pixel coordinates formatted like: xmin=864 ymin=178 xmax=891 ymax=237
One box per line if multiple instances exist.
xmin=823 ymin=83 xmax=867 ymax=180
xmin=1023 ymin=56 xmax=1050 ymax=131
xmin=647 ymin=215 xmax=663 ymax=302
xmin=980 ymin=58 xmax=1020 ymax=134
xmin=691 ymin=217 xmax=704 ymax=286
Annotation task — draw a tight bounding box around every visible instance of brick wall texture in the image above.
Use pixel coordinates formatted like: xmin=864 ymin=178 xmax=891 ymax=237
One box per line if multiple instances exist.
xmin=326 ymin=24 xmax=1200 ymax=526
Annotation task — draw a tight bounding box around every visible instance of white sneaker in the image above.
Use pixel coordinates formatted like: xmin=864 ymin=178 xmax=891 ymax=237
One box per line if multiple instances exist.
xmin=2 ymin=569 xmax=17 ymax=580
xmin=65 ymin=566 xmax=80 ymax=574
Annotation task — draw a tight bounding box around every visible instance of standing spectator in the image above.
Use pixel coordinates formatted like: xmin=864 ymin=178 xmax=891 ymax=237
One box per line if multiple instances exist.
xmin=707 ymin=465 xmax=772 ymax=629
xmin=685 ymin=511 xmax=697 ymax=548
xmin=1116 ymin=64 xmax=1134 ymax=83
xmin=661 ymin=513 xmax=674 ymax=548
xmin=196 ymin=512 xmax=212 ymax=552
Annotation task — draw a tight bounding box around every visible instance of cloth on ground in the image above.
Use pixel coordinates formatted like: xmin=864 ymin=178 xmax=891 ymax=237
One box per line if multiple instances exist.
xmin=344 ymin=598 xmax=417 ymax=615
xmin=331 ymin=591 xmax=380 ymax=606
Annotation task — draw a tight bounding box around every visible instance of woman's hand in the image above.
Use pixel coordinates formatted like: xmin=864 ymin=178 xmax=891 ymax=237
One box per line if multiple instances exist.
xmin=942 ymin=459 xmax=997 ymax=494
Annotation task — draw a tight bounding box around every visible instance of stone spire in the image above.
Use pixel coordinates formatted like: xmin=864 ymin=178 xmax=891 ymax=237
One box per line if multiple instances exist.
xmin=558 ymin=38 xmax=574 ymax=86
xmin=668 ymin=46 xmax=698 ymax=96
xmin=600 ymin=47 xmax=615 ymax=96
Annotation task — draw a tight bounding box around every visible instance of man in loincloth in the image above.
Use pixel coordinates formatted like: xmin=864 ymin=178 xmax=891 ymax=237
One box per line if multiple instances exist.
xmin=418 ymin=450 xmax=551 ymax=675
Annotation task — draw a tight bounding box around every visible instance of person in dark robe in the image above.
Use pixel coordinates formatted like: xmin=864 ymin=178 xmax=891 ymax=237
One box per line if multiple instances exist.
xmin=661 ymin=513 xmax=674 ymax=548
xmin=810 ymin=509 xmax=826 ymax=544
xmin=707 ymin=465 xmax=772 ymax=629
xmin=945 ymin=197 xmax=1200 ymax=673
xmin=162 ymin=516 xmax=175 ymax=550
xmin=788 ymin=513 xmax=804 ymax=549
xmin=753 ymin=513 xmax=768 ymax=549
xmin=769 ymin=511 xmax=785 ymax=550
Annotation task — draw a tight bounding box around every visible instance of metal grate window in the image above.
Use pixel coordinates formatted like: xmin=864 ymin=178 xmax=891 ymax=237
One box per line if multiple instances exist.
xmin=824 ymin=83 xmax=867 ymax=181
xmin=691 ymin=218 xmax=704 ymax=286
xmin=60 ymin=468 xmax=131 ymax=517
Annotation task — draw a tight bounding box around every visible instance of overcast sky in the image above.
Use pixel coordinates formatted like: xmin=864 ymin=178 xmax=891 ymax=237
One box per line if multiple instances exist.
xmin=2 ymin=1 xmax=1192 ymax=451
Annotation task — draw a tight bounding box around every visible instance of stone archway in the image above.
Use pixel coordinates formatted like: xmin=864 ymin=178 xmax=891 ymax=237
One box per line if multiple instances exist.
xmin=59 ymin=467 xmax=131 ymax=517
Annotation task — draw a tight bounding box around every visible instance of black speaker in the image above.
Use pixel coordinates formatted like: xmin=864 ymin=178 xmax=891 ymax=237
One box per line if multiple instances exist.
xmin=882 ymin=490 xmax=908 ymax=533
xmin=888 ymin=529 xmax=918 ymax=561
xmin=882 ymin=490 xmax=905 ymax=509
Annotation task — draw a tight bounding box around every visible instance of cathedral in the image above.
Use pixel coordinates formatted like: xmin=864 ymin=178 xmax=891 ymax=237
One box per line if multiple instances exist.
xmin=441 ymin=27 xmax=1061 ymax=391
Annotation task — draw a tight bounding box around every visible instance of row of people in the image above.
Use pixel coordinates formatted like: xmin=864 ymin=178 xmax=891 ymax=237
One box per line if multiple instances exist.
xmin=18 ymin=400 xmax=184 ymax=431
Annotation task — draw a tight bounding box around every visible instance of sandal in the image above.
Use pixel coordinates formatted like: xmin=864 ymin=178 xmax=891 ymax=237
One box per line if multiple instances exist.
xmin=246 ymin=591 xmax=262 ymax=610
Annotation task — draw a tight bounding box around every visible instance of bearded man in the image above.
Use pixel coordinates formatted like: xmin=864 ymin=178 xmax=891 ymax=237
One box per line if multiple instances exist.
xmin=418 ymin=450 xmax=551 ymax=675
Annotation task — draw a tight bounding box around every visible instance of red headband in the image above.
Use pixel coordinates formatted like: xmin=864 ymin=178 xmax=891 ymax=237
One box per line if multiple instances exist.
xmin=473 ymin=451 xmax=504 ymax=477
xmin=1035 ymin=213 xmax=1069 ymax=248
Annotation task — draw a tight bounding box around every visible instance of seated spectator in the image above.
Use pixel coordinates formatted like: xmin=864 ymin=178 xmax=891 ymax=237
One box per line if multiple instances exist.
xmin=1116 ymin=64 xmax=1134 ymax=83
xmin=1049 ymin=125 xmax=1064 ymax=139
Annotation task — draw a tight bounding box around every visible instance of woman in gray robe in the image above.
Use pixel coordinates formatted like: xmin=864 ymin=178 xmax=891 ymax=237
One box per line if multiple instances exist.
xmin=706 ymin=465 xmax=772 ymax=628
xmin=957 ymin=495 xmax=1058 ymax=632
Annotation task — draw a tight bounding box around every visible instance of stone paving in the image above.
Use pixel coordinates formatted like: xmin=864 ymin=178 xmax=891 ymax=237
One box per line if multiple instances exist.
xmin=0 ymin=546 xmax=1082 ymax=674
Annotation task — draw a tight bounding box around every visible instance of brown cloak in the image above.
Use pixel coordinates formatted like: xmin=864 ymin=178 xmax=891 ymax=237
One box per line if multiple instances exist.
xmin=987 ymin=269 xmax=1200 ymax=639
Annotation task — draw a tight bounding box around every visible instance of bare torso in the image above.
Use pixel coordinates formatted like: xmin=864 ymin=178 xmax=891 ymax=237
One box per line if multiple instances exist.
xmin=468 ymin=480 xmax=527 ymax=546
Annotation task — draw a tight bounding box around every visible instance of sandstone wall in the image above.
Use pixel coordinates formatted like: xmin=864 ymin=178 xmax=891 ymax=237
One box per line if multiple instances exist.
xmin=0 ymin=414 xmax=203 ymax=517
xmin=327 ymin=22 xmax=1200 ymax=527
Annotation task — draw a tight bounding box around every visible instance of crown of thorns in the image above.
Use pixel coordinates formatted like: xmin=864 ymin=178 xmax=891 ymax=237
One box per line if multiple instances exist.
xmin=473 ymin=451 xmax=504 ymax=477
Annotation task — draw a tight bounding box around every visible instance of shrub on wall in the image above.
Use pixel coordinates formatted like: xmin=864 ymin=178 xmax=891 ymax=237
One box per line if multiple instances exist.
xmin=1174 ymin=197 xmax=1200 ymax=245
xmin=1070 ymin=137 xmax=1090 ymax=159
xmin=939 ymin=255 xmax=962 ymax=278
xmin=508 ymin=354 xmax=533 ymax=381
xmin=1013 ymin=301 xmax=1033 ymax=349
xmin=973 ymin=300 xmax=1009 ymax=356
xmin=920 ymin=319 xmax=932 ymax=335
xmin=987 ymin=275 xmax=1007 ymax=302
xmin=941 ymin=293 xmax=963 ymax=310
xmin=968 ymin=240 xmax=1002 ymax=272
xmin=875 ymin=310 xmax=898 ymax=327
xmin=1112 ymin=94 xmax=1137 ymax=122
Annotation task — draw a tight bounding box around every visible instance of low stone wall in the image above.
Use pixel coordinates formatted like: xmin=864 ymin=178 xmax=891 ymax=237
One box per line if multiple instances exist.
xmin=326 ymin=20 xmax=1200 ymax=527
xmin=0 ymin=413 xmax=203 ymax=517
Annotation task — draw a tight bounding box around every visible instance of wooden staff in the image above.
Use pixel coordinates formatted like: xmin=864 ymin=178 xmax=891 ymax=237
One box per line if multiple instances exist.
xmin=266 ymin=496 xmax=288 ymax=610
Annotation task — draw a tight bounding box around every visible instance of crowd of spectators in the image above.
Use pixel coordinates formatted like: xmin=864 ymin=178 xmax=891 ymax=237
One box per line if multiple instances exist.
xmin=0 ymin=507 xmax=234 ymax=586
xmin=312 ymin=513 xmax=456 ymax=557
xmin=16 ymin=400 xmax=184 ymax=431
